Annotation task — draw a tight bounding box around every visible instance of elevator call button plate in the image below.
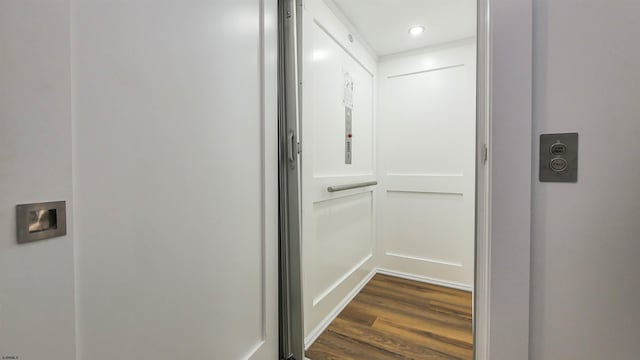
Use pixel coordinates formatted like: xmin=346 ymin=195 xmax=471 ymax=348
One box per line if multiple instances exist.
xmin=540 ymin=133 xmax=578 ymax=182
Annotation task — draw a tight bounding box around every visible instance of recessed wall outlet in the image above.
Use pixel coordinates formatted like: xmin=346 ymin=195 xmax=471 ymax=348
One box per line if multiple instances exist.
xmin=16 ymin=201 xmax=67 ymax=244
xmin=540 ymin=133 xmax=578 ymax=182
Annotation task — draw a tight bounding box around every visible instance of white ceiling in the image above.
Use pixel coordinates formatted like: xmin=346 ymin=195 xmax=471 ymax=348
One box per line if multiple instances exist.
xmin=330 ymin=0 xmax=476 ymax=57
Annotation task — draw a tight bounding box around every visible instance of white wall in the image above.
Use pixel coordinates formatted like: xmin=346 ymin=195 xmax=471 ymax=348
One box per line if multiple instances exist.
xmin=531 ymin=1 xmax=640 ymax=359
xmin=483 ymin=1 xmax=533 ymax=358
xmin=376 ymin=40 xmax=476 ymax=288
xmin=0 ymin=1 xmax=76 ymax=359
xmin=300 ymin=0 xmax=378 ymax=344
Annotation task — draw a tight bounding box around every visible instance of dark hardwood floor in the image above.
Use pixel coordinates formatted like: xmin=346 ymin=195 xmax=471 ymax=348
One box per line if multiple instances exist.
xmin=306 ymin=274 xmax=473 ymax=360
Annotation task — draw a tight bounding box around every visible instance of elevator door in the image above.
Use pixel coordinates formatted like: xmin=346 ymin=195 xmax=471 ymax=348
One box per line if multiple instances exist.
xmin=71 ymin=1 xmax=279 ymax=359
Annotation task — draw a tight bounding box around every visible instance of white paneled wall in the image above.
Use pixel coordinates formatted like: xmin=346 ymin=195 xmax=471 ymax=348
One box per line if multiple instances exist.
xmin=377 ymin=40 xmax=476 ymax=288
xmin=300 ymin=1 xmax=477 ymax=347
xmin=0 ymin=2 xmax=76 ymax=359
xmin=300 ymin=0 xmax=378 ymax=345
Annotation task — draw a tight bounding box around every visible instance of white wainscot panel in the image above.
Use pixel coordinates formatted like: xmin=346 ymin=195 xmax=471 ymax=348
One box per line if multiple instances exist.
xmin=383 ymin=190 xmax=469 ymax=267
xmin=311 ymin=191 xmax=373 ymax=306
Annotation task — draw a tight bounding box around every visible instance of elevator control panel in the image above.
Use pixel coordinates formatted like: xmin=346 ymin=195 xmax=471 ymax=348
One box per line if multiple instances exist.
xmin=345 ymin=107 xmax=352 ymax=164
xmin=539 ymin=132 xmax=578 ymax=182
xmin=344 ymin=72 xmax=354 ymax=164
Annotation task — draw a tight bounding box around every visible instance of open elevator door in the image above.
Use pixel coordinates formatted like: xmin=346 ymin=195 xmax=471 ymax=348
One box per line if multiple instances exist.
xmin=278 ymin=0 xmax=304 ymax=359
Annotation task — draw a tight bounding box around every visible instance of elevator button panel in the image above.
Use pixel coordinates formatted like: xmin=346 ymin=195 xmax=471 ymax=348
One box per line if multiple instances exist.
xmin=345 ymin=107 xmax=352 ymax=164
xmin=540 ymin=133 xmax=578 ymax=182
xmin=343 ymin=72 xmax=354 ymax=165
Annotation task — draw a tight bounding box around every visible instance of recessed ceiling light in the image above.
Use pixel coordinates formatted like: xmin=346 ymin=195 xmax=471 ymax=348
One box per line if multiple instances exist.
xmin=408 ymin=25 xmax=425 ymax=36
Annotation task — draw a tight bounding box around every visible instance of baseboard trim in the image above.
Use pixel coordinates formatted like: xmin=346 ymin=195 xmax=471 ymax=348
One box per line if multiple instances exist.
xmin=376 ymin=268 xmax=473 ymax=292
xmin=304 ymin=268 xmax=377 ymax=349
xmin=312 ymin=253 xmax=373 ymax=306
xmin=384 ymin=251 xmax=463 ymax=268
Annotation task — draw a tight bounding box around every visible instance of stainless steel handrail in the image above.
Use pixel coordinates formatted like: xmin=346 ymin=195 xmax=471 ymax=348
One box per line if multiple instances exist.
xmin=327 ymin=181 xmax=378 ymax=193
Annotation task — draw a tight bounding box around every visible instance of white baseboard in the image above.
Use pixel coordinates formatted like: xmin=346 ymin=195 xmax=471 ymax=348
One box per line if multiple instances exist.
xmin=376 ymin=267 xmax=473 ymax=292
xmin=303 ymin=267 xmax=473 ymax=350
xmin=312 ymin=253 xmax=373 ymax=306
xmin=303 ymin=268 xmax=377 ymax=349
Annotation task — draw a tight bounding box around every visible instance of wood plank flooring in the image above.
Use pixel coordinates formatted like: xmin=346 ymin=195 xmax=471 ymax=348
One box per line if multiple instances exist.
xmin=306 ymin=274 xmax=473 ymax=360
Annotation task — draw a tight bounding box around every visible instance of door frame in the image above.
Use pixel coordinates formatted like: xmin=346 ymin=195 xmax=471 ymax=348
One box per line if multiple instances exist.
xmin=278 ymin=0 xmax=533 ymax=359
xmin=475 ymin=0 xmax=532 ymax=359
xmin=278 ymin=1 xmax=305 ymax=359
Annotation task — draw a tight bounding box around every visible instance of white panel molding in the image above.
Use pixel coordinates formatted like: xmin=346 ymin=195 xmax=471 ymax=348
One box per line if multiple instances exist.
xmin=386 ymin=173 xmax=464 ymax=177
xmin=304 ymin=268 xmax=377 ymax=349
xmin=313 ymin=19 xmax=373 ymax=76
xmin=322 ymin=0 xmax=378 ymax=60
xmin=385 ymin=251 xmax=463 ymax=268
xmin=386 ymin=190 xmax=463 ymax=197
xmin=311 ymin=172 xmax=376 ymax=182
xmin=376 ymin=268 xmax=472 ymax=292
xmin=241 ymin=2 xmax=277 ymax=358
xmin=305 ymin=0 xmax=377 ymax=73
xmin=313 ymin=172 xmax=375 ymax=179
xmin=384 ymin=174 xmax=466 ymax=195
xmin=379 ymin=37 xmax=478 ymax=62
xmin=312 ymin=188 xmax=374 ymax=204
xmin=312 ymin=253 xmax=373 ymax=306
xmin=387 ymin=63 xmax=465 ymax=79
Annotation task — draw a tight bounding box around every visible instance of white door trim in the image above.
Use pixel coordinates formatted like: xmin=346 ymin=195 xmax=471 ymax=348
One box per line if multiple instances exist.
xmin=474 ymin=0 xmax=491 ymax=357
xmin=475 ymin=0 xmax=532 ymax=359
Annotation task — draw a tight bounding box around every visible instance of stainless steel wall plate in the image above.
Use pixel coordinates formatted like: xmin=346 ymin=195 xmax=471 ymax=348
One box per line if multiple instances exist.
xmin=539 ymin=133 xmax=578 ymax=182
xmin=345 ymin=107 xmax=353 ymax=164
xmin=16 ymin=201 xmax=67 ymax=244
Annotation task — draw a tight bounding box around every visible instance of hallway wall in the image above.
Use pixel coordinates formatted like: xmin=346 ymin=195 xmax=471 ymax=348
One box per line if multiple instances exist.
xmin=0 ymin=1 xmax=76 ymax=359
xmin=531 ymin=1 xmax=640 ymax=359
xmin=1 ymin=1 xmax=279 ymax=359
